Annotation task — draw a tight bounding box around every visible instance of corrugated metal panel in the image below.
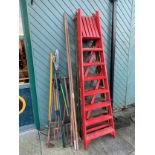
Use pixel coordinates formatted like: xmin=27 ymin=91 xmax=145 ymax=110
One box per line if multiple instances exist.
xmin=25 ymin=0 xmax=135 ymax=127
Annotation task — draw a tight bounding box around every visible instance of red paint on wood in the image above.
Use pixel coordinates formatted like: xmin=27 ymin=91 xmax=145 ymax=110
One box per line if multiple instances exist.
xmin=76 ymin=9 xmax=116 ymax=150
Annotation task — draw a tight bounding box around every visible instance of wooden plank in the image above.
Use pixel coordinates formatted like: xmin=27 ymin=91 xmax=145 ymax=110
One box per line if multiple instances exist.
xmin=82 ymin=17 xmax=89 ymax=37
xmin=92 ymin=17 xmax=99 ymax=37
xmin=86 ymin=127 xmax=114 ymax=141
xmin=64 ymin=13 xmax=79 ymax=150
xmin=86 ymin=115 xmax=112 ymax=126
xmin=85 ymin=17 xmax=92 ymax=37
xmin=89 ymin=17 xmax=96 ymax=37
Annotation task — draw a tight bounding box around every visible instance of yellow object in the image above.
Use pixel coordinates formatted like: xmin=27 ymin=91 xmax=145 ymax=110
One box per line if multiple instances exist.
xmin=19 ymin=77 xmax=29 ymax=81
xmin=19 ymin=96 xmax=26 ymax=114
xmin=48 ymin=52 xmax=53 ymax=121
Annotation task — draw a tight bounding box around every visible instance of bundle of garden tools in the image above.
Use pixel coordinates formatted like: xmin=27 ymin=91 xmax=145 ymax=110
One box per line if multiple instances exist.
xmin=46 ymin=48 xmax=78 ymax=149
xmin=45 ymin=12 xmax=79 ymax=150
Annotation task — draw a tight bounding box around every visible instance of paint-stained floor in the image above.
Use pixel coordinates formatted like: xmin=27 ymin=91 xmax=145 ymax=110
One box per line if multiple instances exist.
xmin=19 ymin=108 xmax=135 ymax=155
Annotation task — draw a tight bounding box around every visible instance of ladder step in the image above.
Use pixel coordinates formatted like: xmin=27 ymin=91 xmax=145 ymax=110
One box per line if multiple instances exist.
xmin=83 ymin=48 xmax=102 ymax=52
xmin=85 ymin=101 xmax=111 ymax=111
xmin=84 ymin=89 xmax=108 ymax=96
xmin=86 ymin=127 xmax=115 ymax=141
xmin=85 ymin=97 xmax=107 ymax=103
xmin=87 ymin=123 xmax=110 ymax=134
xmin=83 ymin=62 xmax=104 ymax=67
xmin=82 ymin=36 xmax=100 ymax=40
xmin=84 ymin=75 xmax=106 ymax=81
xmin=86 ymin=114 xmax=112 ymax=126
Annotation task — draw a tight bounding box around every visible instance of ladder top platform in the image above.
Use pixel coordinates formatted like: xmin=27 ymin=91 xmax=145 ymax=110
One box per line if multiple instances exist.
xmin=77 ymin=9 xmax=101 ymax=39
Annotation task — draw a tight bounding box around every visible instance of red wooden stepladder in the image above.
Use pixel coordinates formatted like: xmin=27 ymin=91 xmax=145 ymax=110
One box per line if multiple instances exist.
xmin=76 ymin=9 xmax=116 ymax=150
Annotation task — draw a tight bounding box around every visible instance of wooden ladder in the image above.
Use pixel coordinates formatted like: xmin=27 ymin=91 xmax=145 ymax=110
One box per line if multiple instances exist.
xmin=76 ymin=9 xmax=116 ymax=150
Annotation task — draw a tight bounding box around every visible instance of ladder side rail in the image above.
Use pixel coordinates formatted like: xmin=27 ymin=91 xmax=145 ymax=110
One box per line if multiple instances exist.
xmin=95 ymin=11 xmax=111 ymax=100
xmin=95 ymin=11 xmax=115 ymax=129
xmin=77 ymin=9 xmax=87 ymax=144
xmin=93 ymin=12 xmax=110 ymax=105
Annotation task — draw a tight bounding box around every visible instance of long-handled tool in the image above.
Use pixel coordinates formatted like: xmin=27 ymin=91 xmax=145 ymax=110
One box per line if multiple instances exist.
xmin=53 ymin=85 xmax=60 ymax=141
xmin=59 ymin=78 xmax=70 ymax=125
xmin=64 ymin=13 xmax=79 ymax=150
xmin=52 ymin=78 xmax=71 ymax=144
xmin=59 ymin=79 xmax=69 ymax=117
xmin=46 ymin=52 xmax=54 ymax=148
xmin=53 ymin=49 xmax=66 ymax=147
xmin=63 ymin=77 xmax=73 ymax=145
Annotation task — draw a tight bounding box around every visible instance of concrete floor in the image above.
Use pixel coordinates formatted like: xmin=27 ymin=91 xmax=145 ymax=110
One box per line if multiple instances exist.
xmin=19 ymin=108 xmax=135 ymax=155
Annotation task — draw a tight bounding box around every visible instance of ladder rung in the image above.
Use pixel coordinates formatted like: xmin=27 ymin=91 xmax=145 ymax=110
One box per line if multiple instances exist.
xmin=83 ymin=62 xmax=104 ymax=67
xmin=84 ymin=89 xmax=108 ymax=96
xmin=86 ymin=127 xmax=114 ymax=141
xmin=85 ymin=101 xmax=111 ymax=111
xmin=83 ymin=48 xmax=102 ymax=52
xmin=82 ymin=36 xmax=100 ymax=40
xmin=87 ymin=123 xmax=110 ymax=133
xmin=85 ymin=97 xmax=107 ymax=103
xmin=84 ymin=75 xmax=106 ymax=81
xmin=86 ymin=114 xmax=112 ymax=126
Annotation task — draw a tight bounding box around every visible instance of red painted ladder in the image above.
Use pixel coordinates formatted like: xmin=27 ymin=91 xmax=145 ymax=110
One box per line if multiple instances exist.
xmin=76 ymin=9 xmax=116 ymax=150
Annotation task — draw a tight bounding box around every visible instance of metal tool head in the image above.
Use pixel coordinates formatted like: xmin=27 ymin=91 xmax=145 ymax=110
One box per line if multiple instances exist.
xmin=53 ymin=49 xmax=59 ymax=71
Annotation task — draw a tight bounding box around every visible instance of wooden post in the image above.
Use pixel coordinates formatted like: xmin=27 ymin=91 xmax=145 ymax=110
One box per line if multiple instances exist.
xmin=64 ymin=13 xmax=79 ymax=150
